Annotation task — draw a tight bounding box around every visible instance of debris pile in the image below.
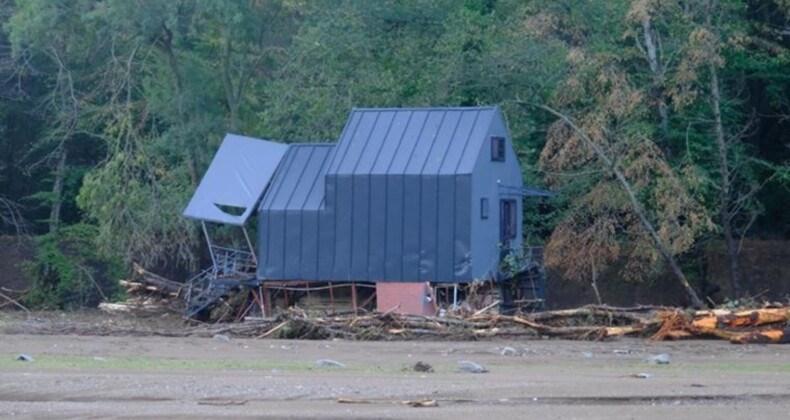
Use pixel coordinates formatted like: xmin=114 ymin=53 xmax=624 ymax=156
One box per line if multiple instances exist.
xmin=99 ymin=263 xmax=184 ymax=315
xmin=183 ymin=304 xmax=790 ymax=344
xmin=185 ymin=305 xmax=654 ymax=340
xmin=118 ymin=263 xmax=184 ymax=298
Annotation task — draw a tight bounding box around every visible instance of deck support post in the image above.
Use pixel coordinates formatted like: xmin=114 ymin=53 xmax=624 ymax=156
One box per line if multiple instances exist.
xmin=262 ymin=284 xmax=272 ymax=316
xmin=351 ymin=282 xmax=358 ymax=314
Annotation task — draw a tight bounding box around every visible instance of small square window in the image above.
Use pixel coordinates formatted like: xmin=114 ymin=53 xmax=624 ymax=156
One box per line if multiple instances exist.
xmin=481 ymin=198 xmax=489 ymax=219
xmin=491 ymin=136 xmax=505 ymax=161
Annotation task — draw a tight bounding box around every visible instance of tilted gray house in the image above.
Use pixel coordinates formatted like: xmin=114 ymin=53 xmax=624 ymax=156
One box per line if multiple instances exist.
xmin=183 ymin=106 xmax=550 ymax=316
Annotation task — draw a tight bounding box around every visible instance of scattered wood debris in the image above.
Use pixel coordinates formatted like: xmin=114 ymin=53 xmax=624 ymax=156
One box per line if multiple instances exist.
xmin=120 ymin=263 xmax=184 ymax=298
xmin=0 ymin=288 xmax=29 ymax=313
xmin=60 ymin=267 xmax=790 ymax=347
xmin=100 ymin=263 xmax=790 ymax=345
xmin=197 ymin=399 xmax=248 ymax=406
xmin=180 ymin=304 xmax=790 ymax=345
xmin=100 ymin=263 xmax=185 ymax=316
xmin=337 ymin=398 xmax=438 ymax=407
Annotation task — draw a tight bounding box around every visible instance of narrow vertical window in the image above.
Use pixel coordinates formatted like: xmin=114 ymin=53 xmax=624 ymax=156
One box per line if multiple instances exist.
xmin=480 ymin=198 xmax=489 ymax=219
xmin=500 ymin=199 xmax=517 ymax=241
xmin=491 ymin=136 xmax=505 ymax=161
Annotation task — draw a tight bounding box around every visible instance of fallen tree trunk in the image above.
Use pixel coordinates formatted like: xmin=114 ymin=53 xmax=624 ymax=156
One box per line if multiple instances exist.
xmin=691 ymin=308 xmax=789 ymax=330
xmin=129 ymin=263 xmax=184 ymax=296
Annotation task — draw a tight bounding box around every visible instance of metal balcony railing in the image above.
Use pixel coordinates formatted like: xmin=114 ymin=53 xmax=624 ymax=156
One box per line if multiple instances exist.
xmin=211 ymin=245 xmax=256 ymax=277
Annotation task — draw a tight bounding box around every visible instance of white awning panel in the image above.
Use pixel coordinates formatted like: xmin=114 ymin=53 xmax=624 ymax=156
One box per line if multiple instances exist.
xmin=183 ymin=134 xmax=288 ymax=225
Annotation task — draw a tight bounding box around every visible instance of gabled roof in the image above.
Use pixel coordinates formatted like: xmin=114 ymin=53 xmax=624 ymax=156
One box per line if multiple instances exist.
xmin=326 ymin=107 xmax=499 ymax=176
xmin=183 ymin=134 xmax=288 ymax=225
xmin=259 ymin=143 xmax=334 ymax=211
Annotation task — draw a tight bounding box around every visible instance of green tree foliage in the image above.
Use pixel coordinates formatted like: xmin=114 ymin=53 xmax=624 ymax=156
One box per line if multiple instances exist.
xmin=22 ymin=223 xmax=123 ymax=309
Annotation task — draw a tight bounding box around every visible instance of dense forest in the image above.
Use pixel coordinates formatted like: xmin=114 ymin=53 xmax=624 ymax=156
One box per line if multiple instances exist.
xmin=0 ymin=0 xmax=788 ymax=308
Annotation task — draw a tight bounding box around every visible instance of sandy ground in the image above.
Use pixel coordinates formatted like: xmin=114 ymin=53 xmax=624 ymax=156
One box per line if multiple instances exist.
xmin=1 ymin=312 xmax=790 ymax=419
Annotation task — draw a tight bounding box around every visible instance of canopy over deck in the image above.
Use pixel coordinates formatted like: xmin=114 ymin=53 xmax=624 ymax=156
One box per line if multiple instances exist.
xmin=183 ymin=134 xmax=288 ymax=225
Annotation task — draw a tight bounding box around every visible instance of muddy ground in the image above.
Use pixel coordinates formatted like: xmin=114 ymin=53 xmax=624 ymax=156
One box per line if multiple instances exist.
xmin=1 ymin=311 xmax=789 ymax=419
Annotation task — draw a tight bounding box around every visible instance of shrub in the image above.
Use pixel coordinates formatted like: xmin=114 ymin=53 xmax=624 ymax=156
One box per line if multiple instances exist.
xmin=22 ymin=223 xmax=124 ymax=309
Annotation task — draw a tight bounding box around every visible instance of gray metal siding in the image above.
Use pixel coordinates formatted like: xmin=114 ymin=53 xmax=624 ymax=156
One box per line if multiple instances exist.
xmin=384 ymin=175 xmax=404 ymax=280
xmin=317 ymin=199 xmax=335 ymax=279
xmin=331 ymin=174 xmax=353 ymax=280
xmin=435 ymin=176 xmax=456 ymax=282
xmin=257 ymin=107 xmax=523 ymax=283
xmin=263 ymin=211 xmax=286 ymax=278
xmin=258 ymin=144 xmax=333 ymax=280
xmin=284 ymin=211 xmax=302 ymax=277
xmin=368 ymin=175 xmax=387 ymax=278
xmin=401 ymin=175 xmax=421 ymax=280
xmin=418 ymin=176 xmax=439 ymax=281
xmin=453 ymin=175 xmax=472 ymax=279
xmin=300 ymin=211 xmax=319 ymax=279
xmin=350 ymin=175 xmax=370 ymax=280
xmin=469 ymin=110 xmax=524 ymax=280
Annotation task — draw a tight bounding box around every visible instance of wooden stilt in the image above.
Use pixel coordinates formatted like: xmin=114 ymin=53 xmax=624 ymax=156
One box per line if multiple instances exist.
xmin=351 ymin=282 xmax=358 ymax=315
xmin=255 ymin=286 xmax=265 ymax=316
xmin=328 ymin=282 xmax=335 ymax=314
xmin=262 ymin=284 xmax=272 ymax=317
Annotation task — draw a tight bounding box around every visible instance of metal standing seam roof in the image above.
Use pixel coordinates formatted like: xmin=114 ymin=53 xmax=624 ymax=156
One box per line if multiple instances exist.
xmin=326 ymin=107 xmax=498 ymax=176
xmin=259 ymin=143 xmax=334 ymax=211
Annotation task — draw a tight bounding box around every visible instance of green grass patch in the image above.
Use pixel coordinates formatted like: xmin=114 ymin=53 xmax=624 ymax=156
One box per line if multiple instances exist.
xmin=0 ymin=353 xmax=428 ymax=375
xmin=673 ymin=362 xmax=790 ymax=374
xmin=0 ymin=354 xmax=347 ymax=372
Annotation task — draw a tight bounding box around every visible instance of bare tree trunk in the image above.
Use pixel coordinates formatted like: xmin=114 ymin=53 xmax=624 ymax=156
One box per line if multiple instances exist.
xmin=49 ymin=148 xmax=67 ymax=233
xmin=641 ymin=14 xmax=670 ymax=139
xmin=537 ymin=104 xmax=705 ymax=309
xmin=590 ymin=256 xmax=602 ymax=305
xmin=709 ymin=63 xmax=741 ymax=299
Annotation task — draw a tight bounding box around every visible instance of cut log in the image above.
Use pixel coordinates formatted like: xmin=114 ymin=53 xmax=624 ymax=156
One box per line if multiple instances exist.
xmin=131 ymin=263 xmax=184 ymax=295
xmin=691 ymin=308 xmax=788 ymax=330
xmin=730 ymin=328 xmax=790 ymax=344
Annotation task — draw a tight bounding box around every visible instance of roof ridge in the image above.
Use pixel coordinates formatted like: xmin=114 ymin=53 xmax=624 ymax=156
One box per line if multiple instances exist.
xmin=287 ymin=142 xmax=335 ymax=147
xmin=352 ymin=106 xmax=498 ymax=112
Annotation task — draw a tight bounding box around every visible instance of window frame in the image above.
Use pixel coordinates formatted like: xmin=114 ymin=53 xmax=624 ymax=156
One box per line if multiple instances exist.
xmin=491 ymin=136 xmax=506 ymax=162
xmin=500 ymin=199 xmax=517 ymax=241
